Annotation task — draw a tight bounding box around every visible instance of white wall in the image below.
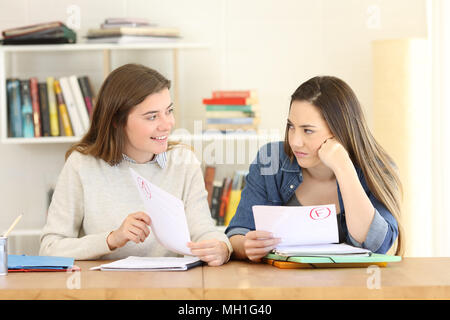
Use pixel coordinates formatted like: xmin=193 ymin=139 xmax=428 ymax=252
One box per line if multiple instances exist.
xmin=0 ymin=0 xmax=427 ymax=234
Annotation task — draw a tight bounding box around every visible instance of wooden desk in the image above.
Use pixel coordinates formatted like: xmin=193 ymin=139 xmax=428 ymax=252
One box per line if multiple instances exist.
xmin=0 ymin=260 xmax=203 ymax=299
xmin=204 ymin=258 xmax=450 ymax=299
xmin=0 ymin=258 xmax=449 ymax=300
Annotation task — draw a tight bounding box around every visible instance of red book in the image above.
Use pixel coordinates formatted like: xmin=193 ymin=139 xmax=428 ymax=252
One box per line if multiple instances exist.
xmin=29 ymin=77 xmax=42 ymax=137
xmin=212 ymin=90 xmax=256 ymax=99
xmin=202 ymin=97 xmax=258 ymax=105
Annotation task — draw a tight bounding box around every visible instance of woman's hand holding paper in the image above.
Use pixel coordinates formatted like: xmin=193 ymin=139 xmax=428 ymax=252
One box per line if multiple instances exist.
xmin=187 ymin=239 xmax=229 ymax=266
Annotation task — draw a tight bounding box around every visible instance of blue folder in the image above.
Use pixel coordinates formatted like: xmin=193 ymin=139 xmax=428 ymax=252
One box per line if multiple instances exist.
xmin=8 ymin=254 xmax=74 ymax=271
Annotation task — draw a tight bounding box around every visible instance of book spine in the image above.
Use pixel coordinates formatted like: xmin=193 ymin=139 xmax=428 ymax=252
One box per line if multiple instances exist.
xmin=212 ymin=90 xmax=256 ymax=99
xmin=29 ymin=78 xmax=42 ymax=137
xmin=38 ymin=83 xmax=51 ymax=136
xmin=205 ymin=105 xmax=253 ymax=112
xmin=59 ymin=77 xmax=83 ymax=136
xmin=46 ymin=77 xmax=59 ymax=136
xmin=6 ymin=79 xmax=23 ymax=137
xmin=54 ymin=80 xmax=73 ymax=136
xmin=202 ymin=97 xmax=257 ymax=105
xmin=205 ymin=111 xmax=255 ymax=118
xmin=69 ymin=75 xmax=90 ymax=131
xmin=210 ymin=181 xmax=223 ymax=223
xmin=206 ymin=117 xmax=254 ymax=125
xmin=20 ymin=80 xmax=34 ymax=138
xmin=77 ymin=76 xmax=94 ymax=118
xmin=218 ymin=177 xmax=232 ymax=226
xmin=205 ymin=124 xmax=258 ymax=132
xmin=204 ymin=166 xmax=216 ymax=209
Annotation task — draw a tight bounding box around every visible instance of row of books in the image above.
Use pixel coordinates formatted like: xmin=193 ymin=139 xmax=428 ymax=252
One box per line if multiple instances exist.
xmin=202 ymin=90 xmax=260 ymax=133
xmin=86 ymin=18 xmax=181 ymax=44
xmin=6 ymin=76 xmax=95 ymax=138
xmin=1 ymin=21 xmax=76 ymax=45
xmin=204 ymin=166 xmax=248 ymax=226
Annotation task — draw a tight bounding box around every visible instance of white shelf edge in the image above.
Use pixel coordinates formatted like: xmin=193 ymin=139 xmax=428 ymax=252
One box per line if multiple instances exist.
xmin=170 ymin=133 xmax=282 ymax=141
xmin=0 ymin=42 xmax=209 ymax=52
xmin=2 ymin=136 xmax=81 ymax=144
xmin=1 ymin=133 xmax=281 ymax=145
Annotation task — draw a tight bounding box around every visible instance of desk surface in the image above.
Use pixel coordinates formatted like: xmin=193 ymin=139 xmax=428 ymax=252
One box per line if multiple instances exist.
xmin=0 ymin=258 xmax=449 ymax=300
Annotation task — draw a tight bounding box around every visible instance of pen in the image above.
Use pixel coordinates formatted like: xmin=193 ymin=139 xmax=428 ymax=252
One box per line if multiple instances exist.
xmin=3 ymin=214 xmax=23 ymax=237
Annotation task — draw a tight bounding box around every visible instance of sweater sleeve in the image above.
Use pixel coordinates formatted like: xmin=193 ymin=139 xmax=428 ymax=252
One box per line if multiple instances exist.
xmin=39 ymin=153 xmax=113 ymax=260
xmin=181 ymin=150 xmax=233 ymax=261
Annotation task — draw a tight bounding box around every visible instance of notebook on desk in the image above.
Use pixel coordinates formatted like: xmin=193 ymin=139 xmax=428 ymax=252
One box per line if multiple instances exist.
xmin=8 ymin=254 xmax=76 ymax=272
xmin=263 ymin=252 xmax=401 ymax=269
xmin=90 ymin=256 xmax=203 ymax=271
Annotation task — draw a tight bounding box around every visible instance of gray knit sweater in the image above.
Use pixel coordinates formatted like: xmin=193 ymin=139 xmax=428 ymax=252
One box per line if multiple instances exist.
xmin=40 ymin=145 xmax=232 ymax=260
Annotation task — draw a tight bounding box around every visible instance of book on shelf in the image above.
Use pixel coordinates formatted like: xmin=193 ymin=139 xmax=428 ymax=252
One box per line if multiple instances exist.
xmin=19 ymin=80 xmax=34 ymax=138
xmin=2 ymin=21 xmax=63 ymax=38
xmin=204 ymin=166 xmax=216 ymax=209
xmin=205 ymin=168 xmax=248 ymax=227
xmin=87 ymin=26 xmax=180 ymax=38
xmin=38 ymin=82 xmax=50 ymax=137
xmin=86 ymin=35 xmax=180 ymax=44
xmin=29 ymin=78 xmax=42 ymax=137
xmin=202 ymin=90 xmax=260 ymax=133
xmin=53 ymin=80 xmax=73 ymax=136
xmin=5 ymin=75 xmax=96 ymax=139
xmin=101 ymin=17 xmax=156 ymax=29
xmin=59 ymin=77 xmax=83 ymax=136
xmin=1 ymin=21 xmax=76 ymax=45
xmin=206 ymin=111 xmax=255 ymax=118
xmin=6 ymin=79 xmax=23 ymax=137
xmin=86 ymin=18 xmax=180 ymax=44
xmin=77 ymin=76 xmax=94 ymax=118
xmin=224 ymin=171 xmax=247 ymax=226
xmin=206 ymin=117 xmax=257 ymax=125
xmin=46 ymin=77 xmax=60 ymax=136
xmin=212 ymin=90 xmax=257 ymax=99
xmin=202 ymin=97 xmax=258 ymax=106
xmin=69 ymin=75 xmax=90 ymax=131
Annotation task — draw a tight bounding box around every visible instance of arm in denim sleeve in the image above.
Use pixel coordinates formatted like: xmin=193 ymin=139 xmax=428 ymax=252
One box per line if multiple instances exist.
xmin=347 ymin=193 xmax=398 ymax=254
xmin=225 ymin=152 xmax=271 ymax=238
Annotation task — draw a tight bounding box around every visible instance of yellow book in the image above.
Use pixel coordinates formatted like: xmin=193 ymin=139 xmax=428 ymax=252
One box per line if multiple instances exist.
xmin=46 ymin=77 xmax=59 ymax=136
xmin=224 ymin=189 xmax=241 ymax=226
xmin=54 ymin=80 xmax=73 ymax=136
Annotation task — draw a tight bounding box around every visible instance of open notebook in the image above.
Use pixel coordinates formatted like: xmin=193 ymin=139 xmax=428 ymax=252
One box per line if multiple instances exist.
xmin=90 ymin=256 xmax=202 ymax=271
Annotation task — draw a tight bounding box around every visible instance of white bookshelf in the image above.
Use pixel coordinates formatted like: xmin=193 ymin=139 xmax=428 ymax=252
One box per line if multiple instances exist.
xmin=0 ymin=42 xmax=208 ymax=144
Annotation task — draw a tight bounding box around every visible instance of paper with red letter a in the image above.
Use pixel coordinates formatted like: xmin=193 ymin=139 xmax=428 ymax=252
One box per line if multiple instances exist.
xmin=129 ymin=168 xmax=192 ymax=255
xmin=253 ymin=204 xmax=339 ymax=246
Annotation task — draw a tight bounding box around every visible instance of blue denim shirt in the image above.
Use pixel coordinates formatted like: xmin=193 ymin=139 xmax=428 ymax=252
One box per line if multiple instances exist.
xmin=225 ymin=141 xmax=398 ymax=254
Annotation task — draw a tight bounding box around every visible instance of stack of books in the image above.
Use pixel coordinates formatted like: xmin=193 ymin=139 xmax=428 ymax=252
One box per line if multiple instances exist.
xmin=1 ymin=21 xmax=76 ymax=45
xmin=204 ymin=166 xmax=248 ymax=226
xmin=86 ymin=18 xmax=180 ymax=44
xmin=6 ymin=76 xmax=95 ymax=138
xmin=202 ymin=90 xmax=260 ymax=133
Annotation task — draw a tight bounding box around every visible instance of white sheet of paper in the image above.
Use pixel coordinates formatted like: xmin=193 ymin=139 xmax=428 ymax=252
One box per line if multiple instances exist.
xmin=253 ymin=204 xmax=339 ymax=246
xmin=129 ymin=168 xmax=192 ymax=256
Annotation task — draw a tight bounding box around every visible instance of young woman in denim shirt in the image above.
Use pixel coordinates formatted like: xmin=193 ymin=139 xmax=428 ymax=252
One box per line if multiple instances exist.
xmin=226 ymin=76 xmax=403 ymax=262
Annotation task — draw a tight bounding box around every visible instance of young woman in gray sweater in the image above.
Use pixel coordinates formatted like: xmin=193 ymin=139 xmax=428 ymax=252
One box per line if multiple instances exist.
xmin=40 ymin=64 xmax=232 ymax=266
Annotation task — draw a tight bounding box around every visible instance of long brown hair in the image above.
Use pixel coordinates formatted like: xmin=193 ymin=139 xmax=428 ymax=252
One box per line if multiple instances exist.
xmin=284 ymin=76 xmax=404 ymax=256
xmin=66 ymin=63 xmax=178 ymax=165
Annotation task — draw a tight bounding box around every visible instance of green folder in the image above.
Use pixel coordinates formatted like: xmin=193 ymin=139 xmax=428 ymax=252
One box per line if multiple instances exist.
xmin=264 ymin=253 xmax=401 ymax=268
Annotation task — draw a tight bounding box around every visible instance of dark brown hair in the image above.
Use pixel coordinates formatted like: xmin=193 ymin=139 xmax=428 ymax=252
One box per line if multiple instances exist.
xmin=285 ymin=76 xmax=404 ymax=255
xmin=66 ymin=63 xmax=173 ymax=165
